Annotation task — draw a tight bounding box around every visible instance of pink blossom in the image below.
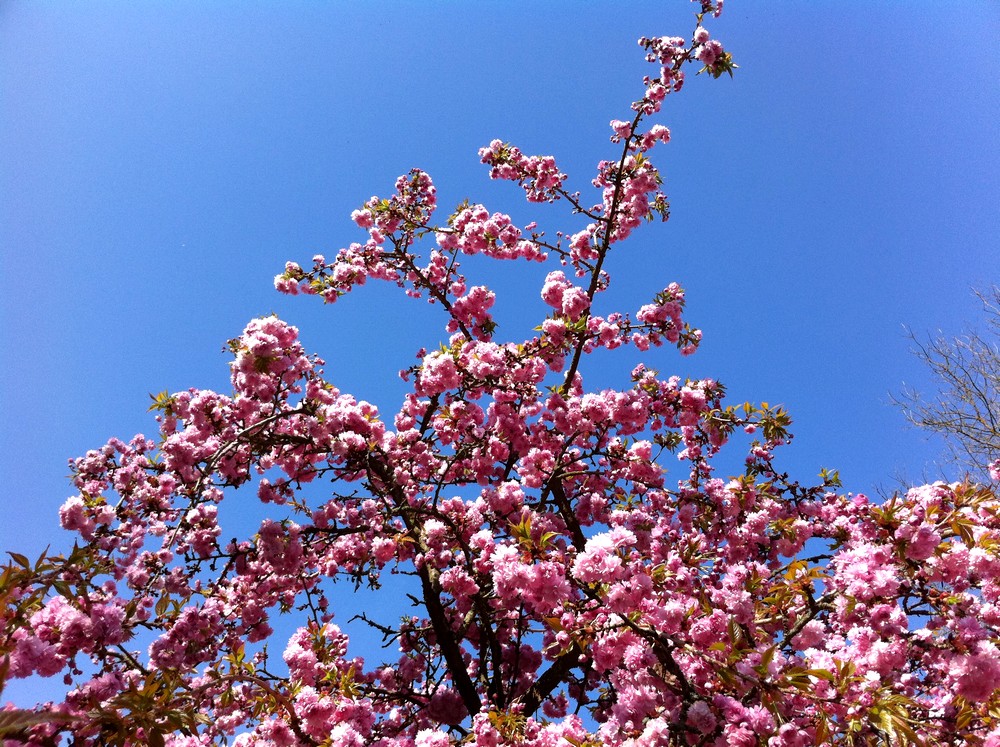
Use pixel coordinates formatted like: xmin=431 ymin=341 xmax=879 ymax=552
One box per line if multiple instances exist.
xmin=904 ymin=524 xmax=941 ymax=561
xmin=418 ymin=351 xmax=462 ymax=395
xmin=950 ymin=644 xmax=1000 ymax=702
xmin=790 ymin=619 xmax=825 ymax=650
xmin=541 ymin=270 xmax=571 ymax=310
xmin=560 ymin=286 xmax=591 ymax=321
xmin=686 ymin=701 xmax=717 ymax=733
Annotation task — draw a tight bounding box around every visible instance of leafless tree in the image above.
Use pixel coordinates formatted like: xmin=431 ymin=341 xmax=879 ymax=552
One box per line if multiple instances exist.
xmin=893 ymin=286 xmax=1000 ymax=480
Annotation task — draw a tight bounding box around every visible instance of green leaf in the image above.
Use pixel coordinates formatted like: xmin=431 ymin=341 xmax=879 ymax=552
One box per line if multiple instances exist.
xmin=155 ymin=595 xmax=171 ymax=617
xmin=758 ymin=645 xmax=776 ymax=671
xmin=147 ymin=390 xmax=175 ymax=413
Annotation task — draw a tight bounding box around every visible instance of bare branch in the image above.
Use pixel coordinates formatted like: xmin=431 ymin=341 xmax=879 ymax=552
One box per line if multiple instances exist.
xmin=892 ymin=285 xmax=1000 ymax=478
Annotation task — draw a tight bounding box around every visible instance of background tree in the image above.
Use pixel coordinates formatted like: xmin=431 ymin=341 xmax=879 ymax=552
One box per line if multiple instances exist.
xmin=893 ymin=286 xmax=1000 ymax=481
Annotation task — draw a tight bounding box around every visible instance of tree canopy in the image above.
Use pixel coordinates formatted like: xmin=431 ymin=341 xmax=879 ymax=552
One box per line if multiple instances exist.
xmin=3 ymin=3 xmax=1000 ymax=746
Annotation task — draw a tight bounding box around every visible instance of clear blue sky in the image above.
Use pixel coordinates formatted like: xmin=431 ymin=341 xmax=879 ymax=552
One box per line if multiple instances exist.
xmin=2 ymin=0 xmax=998 ymax=707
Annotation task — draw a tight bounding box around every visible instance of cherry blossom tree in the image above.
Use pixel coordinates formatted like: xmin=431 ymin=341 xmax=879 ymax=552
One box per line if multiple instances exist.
xmin=4 ymin=3 xmax=1000 ymax=745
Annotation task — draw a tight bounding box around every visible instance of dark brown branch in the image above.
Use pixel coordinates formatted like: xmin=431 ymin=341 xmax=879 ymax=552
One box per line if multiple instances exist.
xmin=549 ymin=478 xmax=588 ymax=550
xmin=364 ymin=456 xmax=483 ymax=720
xmin=518 ymin=641 xmax=586 ymax=715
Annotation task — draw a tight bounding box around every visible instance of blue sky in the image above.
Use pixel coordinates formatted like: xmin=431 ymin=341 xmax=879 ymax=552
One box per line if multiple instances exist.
xmin=2 ymin=1 xmax=998 ymax=708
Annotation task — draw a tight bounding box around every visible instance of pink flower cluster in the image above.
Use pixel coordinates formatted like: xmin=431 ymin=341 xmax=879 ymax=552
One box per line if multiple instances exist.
xmin=611 ymin=120 xmax=672 ymax=157
xmin=540 ymin=271 xmax=590 ymax=322
xmin=478 ymin=140 xmax=567 ymax=203
xmin=8 ymin=596 xmax=125 ymax=679
xmin=636 ymin=35 xmax=689 ymax=111
xmin=633 ymin=283 xmax=701 ymax=354
xmin=437 ymin=205 xmax=545 ymax=262
xmin=593 ymin=153 xmax=668 ymax=244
